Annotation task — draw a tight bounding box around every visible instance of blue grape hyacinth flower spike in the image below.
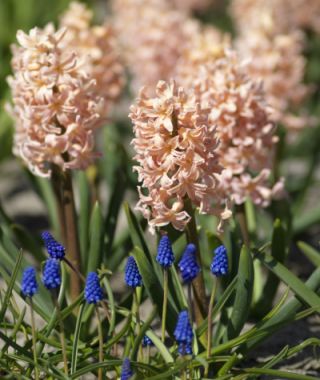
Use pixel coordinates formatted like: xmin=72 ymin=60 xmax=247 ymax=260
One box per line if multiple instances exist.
xmin=84 ymin=272 xmax=103 ymax=304
xmin=125 ymin=256 xmax=142 ymax=288
xmin=178 ymin=243 xmax=200 ymax=283
xmin=156 ymin=235 xmax=175 ymax=268
xmin=174 ymin=310 xmax=193 ymax=355
xmin=121 ymin=357 xmax=133 ymax=380
xmin=210 ymin=245 xmax=228 ymax=277
xmin=142 ymin=335 xmax=153 ymax=347
xmin=21 ymin=267 xmax=38 ymax=298
xmin=42 ymin=258 xmax=61 ymax=290
xmin=41 ymin=231 xmax=65 ymax=260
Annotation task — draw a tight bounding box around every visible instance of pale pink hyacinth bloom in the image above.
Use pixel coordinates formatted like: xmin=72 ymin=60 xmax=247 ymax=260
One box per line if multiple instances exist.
xmin=112 ymin=0 xmax=199 ymax=94
xmin=235 ymin=27 xmax=312 ymax=131
xmin=176 ymin=36 xmax=284 ymax=207
xmin=171 ymin=0 xmax=213 ymax=12
xmin=130 ymin=80 xmax=231 ymax=233
xmin=230 ymin=0 xmax=320 ymax=35
xmin=7 ymin=25 xmax=104 ymax=177
xmin=60 ymin=1 xmax=125 ymax=116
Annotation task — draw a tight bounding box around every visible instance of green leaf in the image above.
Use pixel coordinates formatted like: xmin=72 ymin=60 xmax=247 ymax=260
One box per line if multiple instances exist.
xmin=132 ymin=246 xmax=178 ymax=334
xmin=226 ymin=245 xmax=254 ymax=340
xmin=242 ymin=368 xmax=318 ymax=380
xmin=71 ymin=303 xmax=85 ymax=374
xmin=293 ymin=203 xmax=320 ymax=234
xmin=86 ymin=202 xmax=104 ymax=273
xmin=255 ymin=251 xmax=320 ymax=310
xmin=297 ymin=241 xmax=320 ymax=267
xmin=253 ymin=219 xmax=287 ymax=316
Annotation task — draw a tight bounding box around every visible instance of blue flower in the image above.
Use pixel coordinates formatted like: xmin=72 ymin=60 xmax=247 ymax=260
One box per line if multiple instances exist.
xmin=174 ymin=310 xmax=193 ymax=355
xmin=142 ymin=335 xmax=153 ymax=347
xmin=210 ymin=245 xmax=228 ymax=277
xmin=41 ymin=231 xmax=65 ymax=260
xmin=84 ymin=272 xmax=103 ymax=304
xmin=121 ymin=357 xmax=133 ymax=380
xmin=42 ymin=259 xmax=61 ymax=289
xmin=156 ymin=235 xmax=175 ymax=268
xmin=21 ymin=267 xmax=38 ymax=298
xmin=178 ymin=244 xmax=200 ymax=283
xmin=125 ymin=256 xmax=142 ymax=288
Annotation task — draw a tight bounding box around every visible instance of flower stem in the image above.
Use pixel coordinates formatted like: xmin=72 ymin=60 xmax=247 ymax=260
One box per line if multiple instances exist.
xmin=133 ymin=288 xmax=143 ymax=360
xmin=187 ymin=283 xmax=193 ymax=324
xmin=205 ymin=277 xmax=217 ymax=377
xmin=95 ymin=306 xmax=104 ymax=380
xmin=236 ymin=203 xmax=250 ymax=248
xmin=52 ymin=293 xmax=68 ymax=375
xmin=185 ymin=201 xmax=207 ymax=326
xmin=29 ymin=299 xmax=39 ymax=380
xmin=161 ymin=268 xmax=168 ymax=342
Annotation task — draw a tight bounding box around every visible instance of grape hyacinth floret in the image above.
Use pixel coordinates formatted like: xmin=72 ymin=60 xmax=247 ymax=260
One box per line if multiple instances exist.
xmin=121 ymin=357 xmax=133 ymax=380
xmin=211 ymin=245 xmax=228 ymax=277
xmin=84 ymin=272 xmax=103 ymax=304
xmin=156 ymin=235 xmax=175 ymax=268
xmin=41 ymin=231 xmax=65 ymax=260
xmin=142 ymin=335 xmax=153 ymax=347
xmin=174 ymin=310 xmax=193 ymax=356
xmin=125 ymin=256 xmax=142 ymax=288
xmin=21 ymin=267 xmax=38 ymax=298
xmin=42 ymin=259 xmax=61 ymax=290
xmin=178 ymin=244 xmax=200 ymax=283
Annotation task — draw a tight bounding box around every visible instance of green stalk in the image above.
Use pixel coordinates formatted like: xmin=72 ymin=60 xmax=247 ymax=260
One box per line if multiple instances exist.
xmin=52 ymin=293 xmax=68 ymax=375
xmin=235 ymin=203 xmax=250 ymax=248
xmin=161 ymin=268 xmax=169 ymax=342
xmin=95 ymin=306 xmax=104 ymax=380
xmin=205 ymin=277 xmax=217 ymax=377
xmin=29 ymin=299 xmax=39 ymax=380
xmin=185 ymin=201 xmax=207 ymax=328
xmin=133 ymin=288 xmax=142 ymax=360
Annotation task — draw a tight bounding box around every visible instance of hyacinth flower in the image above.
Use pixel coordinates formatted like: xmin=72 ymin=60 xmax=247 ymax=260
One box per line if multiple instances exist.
xmin=121 ymin=357 xmax=133 ymax=380
xmin=156 ymin=234 xmax=175 ymax=342
xmin=206 ymin=245 xmax=229 ymax=374
xmin=42 ymin=259 xmax=68 ymax=374
xmin=85 ymin=272 xmax=104 ymax=380
xmin=174 ymin=310 xmax=194 ymax=374
xmin=21 ymin=267 xmax=39 ymax=380
xmin=124 ymin=256 xmax=143 ymax=358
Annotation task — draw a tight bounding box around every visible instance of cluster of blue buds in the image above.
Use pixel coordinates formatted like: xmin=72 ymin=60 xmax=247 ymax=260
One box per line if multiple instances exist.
xmin=84 ymin=272 xmax=103 ymax=304
xmin=156 ymin=235 xmax=175 ymax=268
xmin=142 ymin=335 xmax=153 ymax=347
xmin=174 ymin=310 xmax=193 ymax=355
xmin=125 ymin=256 xmax=142 ymax=288
xmin=210 ymin=245 xmax=228 ymax=277
xmin=121 ymin=357 xmax=133 ymax=380
xmin=42 ymin=258 xmax=61 ymax=290
xmin=41 ymin=231 xmax=65 ymax=260
xmin=21 ymin=267 xmax=38 ymax=298
xmin=178 ymin=244 xmax=200 ymax=283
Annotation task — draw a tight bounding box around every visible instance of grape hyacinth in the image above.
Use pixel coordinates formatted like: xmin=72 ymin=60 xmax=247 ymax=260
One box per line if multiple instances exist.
xmin=156 ymin=235 xmax=175 ymax=268
xmin=21 ymin=267 xmax=38 ymax=298
xmin=125 ymin=256 xmax=142 ymax=288
xmin=174 ymin=310 xmax=193 ymax=356
xmin=41 ymin=231 xmax=65 ymax=260
xmin=42 ymin=259 xmax=61 ymax=290
xmin=121 ymin=357 xmax=133 ymax=380
xmin=178 ymin=244 xmax=200 ymax=283
xmin=211 ymin=245 xmax=228 ymax=277
xmin=142 ymin=335 xmax=153 ymax=347
xmin=84 ymin=272 xmax=103 ymax=304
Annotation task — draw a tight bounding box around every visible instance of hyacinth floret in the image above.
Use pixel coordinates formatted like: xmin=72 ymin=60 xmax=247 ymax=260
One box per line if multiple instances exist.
xmin=125 ymin=256 xmax=142 ymax=288
xmin=41 ymin=231 xmax=65 ymax=260
xmin=178 ymin=243 xmax=200 ymax=283
xmin=211 ymin=245 xmax=228 ymax=277
xmin=142 ymin=335 xmax=153 ymax=347
xmin=121 ymin=357 xmax=133 ymax=380
xmin=174 ymin=310 xmax=193 ymax=355
xmin=21 ymin=267 xmax=38 ymax=298
xmin=42 ymin=259 xmax=61 ymax=290
xmin=84 ymin=272 xmax=103 ymax=304
xmin=156 ymin=235 xmax=175 ymax=268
